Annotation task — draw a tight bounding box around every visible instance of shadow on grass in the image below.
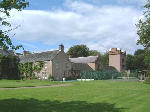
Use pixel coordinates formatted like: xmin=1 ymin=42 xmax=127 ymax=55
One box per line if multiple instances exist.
xmin=0 ymin=98 xmax=126 ymax=112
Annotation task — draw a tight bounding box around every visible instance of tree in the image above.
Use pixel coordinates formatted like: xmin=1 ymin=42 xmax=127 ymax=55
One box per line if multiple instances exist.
xmin=134 ymin=49 xmax=145 ymax=55
xmin=126 ymin=49 xmax=147 ymax=71
xmin=0 ymin=0 xmax=29 ymax=50
xmin=67 ymin=45 xmax=89 ymax=58
xmin=136 ymin=0 xmax=150 ymax=76
xmin=89 ymin=50 xmax=101 ymax=56
xmin=126 ymin=54 xmax=134 ymax=70
xmin=136 ymin=0 xmax=150 ymax=48
xmin=101 ymin=52 xmax=109 ymax=67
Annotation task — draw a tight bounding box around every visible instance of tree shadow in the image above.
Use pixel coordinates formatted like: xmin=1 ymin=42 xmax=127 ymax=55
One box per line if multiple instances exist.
xmin=0 ymin=98 xmax=126 ymax=112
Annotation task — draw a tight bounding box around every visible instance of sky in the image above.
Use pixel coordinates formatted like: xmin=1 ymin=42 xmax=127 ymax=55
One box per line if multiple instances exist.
xmin=7 ymin=0 xmax=147 ymax=54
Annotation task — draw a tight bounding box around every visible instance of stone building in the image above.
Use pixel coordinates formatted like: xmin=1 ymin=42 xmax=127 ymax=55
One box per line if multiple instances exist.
xmin=70 ymin=56 xmax=99 ymax=71
xmin=109 ymin=48 xmax=126 ymax=72
xmin=20 ymin=44 xmax=72 ymax=80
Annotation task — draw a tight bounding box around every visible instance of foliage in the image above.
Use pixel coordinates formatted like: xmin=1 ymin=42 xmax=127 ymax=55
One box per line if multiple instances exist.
xmin=144 ymin=50 xmax=150 ymax=75
xmin=145 ymin=77 xmax=150 ymax=84
xmin=48 ymin=75 xmax=54 ymax=81
xmin=80 ymin=70 xmax=120 ymax=80
xmin=19 ymin=61 xmax=44 ymax=79
xmin=126 ymin=49 xmax=146 ymax=71
xmin=136 ymin=1 xmax=150 ymax=78
xmin=88 ymin=50 xmax=100 ymax=56
xmin=101 ymin=52 xmax=109 ymax=67
xmin=0 ymin=54 xmax=19 ymax=79
xmin=130 ymin=70 xmax=139 ymax=77
xmin=0 ymin=0 xmax=29 ymax=50
xmin=34 ymin=61 xmax=44 ymax=74
xmin=134 ymin=49 xmax=145 ymax=55
xmin=136 ymin=0 xmax=150 ymax=48
xmin=67 ymin=45 xmax=89 ymax=58
xmin=126 ymin=54 xmax=134 ymax=70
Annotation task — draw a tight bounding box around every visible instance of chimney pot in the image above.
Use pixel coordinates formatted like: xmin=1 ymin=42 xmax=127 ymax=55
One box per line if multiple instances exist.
xmin=59 ymin=44 xmax=64 ymax=52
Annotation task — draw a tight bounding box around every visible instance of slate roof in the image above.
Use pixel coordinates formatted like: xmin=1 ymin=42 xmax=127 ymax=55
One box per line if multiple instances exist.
xmin=69 ymin=56 xmax=98 ymax=63
xmin=0 ymin=49 xmax=15 ymax=56
xmin=71 ymin=63 xmax=93 ymax=71
xmin=20 ymin=50 xmax=60 ymax=63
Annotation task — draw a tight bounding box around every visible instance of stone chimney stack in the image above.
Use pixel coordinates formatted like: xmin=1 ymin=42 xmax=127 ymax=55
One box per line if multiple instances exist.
xmin=59 ymin=44 xmax=64 ymax=52
xmin=23 ymin=51 xmax=31 ymax=56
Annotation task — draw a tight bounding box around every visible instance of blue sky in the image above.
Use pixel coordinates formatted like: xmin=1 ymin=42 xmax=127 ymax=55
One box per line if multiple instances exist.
xmin=8 ymin=0 xmax=146 ymax=54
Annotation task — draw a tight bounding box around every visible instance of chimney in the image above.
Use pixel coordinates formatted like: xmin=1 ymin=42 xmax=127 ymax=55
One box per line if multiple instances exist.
xmin=23 ymin=51 xmax=31 ymax=56
xmin=59 ymin=44 xmax=64 ymax=52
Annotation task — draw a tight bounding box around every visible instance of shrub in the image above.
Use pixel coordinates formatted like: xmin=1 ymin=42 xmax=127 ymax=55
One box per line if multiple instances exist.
xmin=145 ymin=77 xmax=150 ymax=84
xmin=48 ymin=75 xmax=54 ymax=81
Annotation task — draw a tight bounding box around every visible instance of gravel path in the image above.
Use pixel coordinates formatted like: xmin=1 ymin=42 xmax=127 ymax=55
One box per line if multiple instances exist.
xmin=0 ymin=84 xmax=73 ymax=90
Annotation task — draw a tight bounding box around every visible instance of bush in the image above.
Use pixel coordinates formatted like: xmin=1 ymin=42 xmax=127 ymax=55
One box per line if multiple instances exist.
xmin=145 ymin=77 xmax=150 ymax=84
xmin=48 ymin=75 xmax=54 ymax=81
xmin=80 ymin=70 xmax=121 ymax=80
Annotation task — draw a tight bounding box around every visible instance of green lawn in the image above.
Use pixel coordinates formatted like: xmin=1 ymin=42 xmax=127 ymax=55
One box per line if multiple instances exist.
xmin=0 ymin=79 xmax=64 ymax=88
xmin=0 ymin=80 xmax=150 ymax=112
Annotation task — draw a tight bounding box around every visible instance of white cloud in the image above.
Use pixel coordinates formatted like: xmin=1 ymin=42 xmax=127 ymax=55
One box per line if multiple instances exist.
xmin=116 ymin=0 xmax=146 ymax=5
xmin=9 ymin=1 xmax=143 ymax=54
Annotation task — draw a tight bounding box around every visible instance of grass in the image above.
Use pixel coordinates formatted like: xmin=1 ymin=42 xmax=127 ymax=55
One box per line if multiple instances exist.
xmin=0 ymin=80 xmax=150 ymax=112
xmin=0 ymin=79 xmax=65 ymax=88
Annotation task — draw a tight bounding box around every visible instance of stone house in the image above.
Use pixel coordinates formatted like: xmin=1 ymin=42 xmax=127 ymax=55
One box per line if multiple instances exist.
xmin=109 ymin=48 xmax=126 ymax=72
xmin=20 ymin=44 xmax=101 ymax=80
xmin=20 ymin=45 xmax=72 ymax=80
xmin=69 ymin=56 xmax=100 ymax=78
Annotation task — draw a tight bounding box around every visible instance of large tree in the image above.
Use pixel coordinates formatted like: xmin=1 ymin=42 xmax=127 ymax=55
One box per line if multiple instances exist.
xmin=67 ymin=45 xmax=90 ymax=58
xmin=0 ymin=0 xmax=29 ymax=50
xmin=136 ymin=0 xmax=150 ymax=48
xmin=136 ymin=0 xmax=150 ymax=75
xmin=126 ymin=49 xmax=146 ymax=71
xmin=89 ymin=50 xmax=101 ymax=56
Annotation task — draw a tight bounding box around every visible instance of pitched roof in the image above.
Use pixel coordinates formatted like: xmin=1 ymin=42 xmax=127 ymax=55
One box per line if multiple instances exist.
xmin=69 ymin=56 xmax=98 ymax=63
xmin=20 ymin=50 xmax=59 ymax=63
xmin=0 ymin=49 xmax=15 ymax=56
xmin=71 ymin=63 xmax=93 ymax=71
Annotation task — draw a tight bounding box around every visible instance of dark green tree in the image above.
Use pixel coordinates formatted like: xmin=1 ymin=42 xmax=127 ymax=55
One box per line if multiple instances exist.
xmin=89 ymin=50 xmax=101 ymax=56
xmin=101 ymin=52 xmax=109 ymax=67
xmin=126 ymin=54 xmax=134 ymax=70
xmin=134 ymin=49 xmax=145 ymax=55
xmin=67 ymin=45 xmax=89 ymax=58
xmin=0 ymin=0 xmax=29 ymax=50
xmin=126 ymin=49 xmax=147 ymax=71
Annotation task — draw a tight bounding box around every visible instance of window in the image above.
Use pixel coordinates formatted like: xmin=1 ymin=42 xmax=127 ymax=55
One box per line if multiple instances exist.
xmin=55 ymin=61 xmax=59 ymax=69
xmin=42 ymin=72 xmax=48 ymax=79
xmin=44 ymin=62 xmax=47 ymax=69
xmin=65 ymin=63 xmax=68 ymax=69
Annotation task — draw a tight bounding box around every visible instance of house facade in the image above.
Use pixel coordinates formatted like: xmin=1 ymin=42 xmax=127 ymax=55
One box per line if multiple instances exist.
xmin=20 ymin=45 xmax=101 ymax=80
xmin=20 ymin=45 xmax=72 ymax=80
